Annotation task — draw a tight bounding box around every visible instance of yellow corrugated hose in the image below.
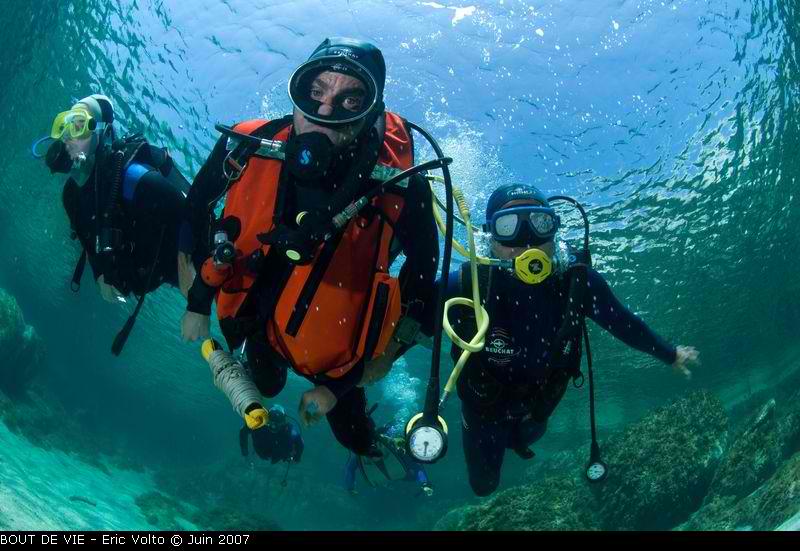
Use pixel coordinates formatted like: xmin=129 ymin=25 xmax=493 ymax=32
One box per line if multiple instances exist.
xmin=428 ymin=177 xmax=490 ymax=408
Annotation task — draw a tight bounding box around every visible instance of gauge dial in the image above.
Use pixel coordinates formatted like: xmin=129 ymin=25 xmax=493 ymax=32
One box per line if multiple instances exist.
xmin=586 ymin=461 xmax=607 ymax=482
xmin=409 ymin=426 xmax=445 ymax=462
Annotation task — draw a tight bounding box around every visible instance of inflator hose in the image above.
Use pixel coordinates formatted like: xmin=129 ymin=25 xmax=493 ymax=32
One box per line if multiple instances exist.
xmin=440 ymin=189 xmax=489 ymax=408
xmin=405 ymin=121 xmax=454 ymax=424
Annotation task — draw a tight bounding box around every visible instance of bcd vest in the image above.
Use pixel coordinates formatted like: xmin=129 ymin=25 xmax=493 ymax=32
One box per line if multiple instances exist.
xmin=66 ymin=136 xmax=189 ymax=295
xmin=202 ymin=112 xmax=414 ymax=378
xmin=452 ymin=262 xmax=586 ymax=421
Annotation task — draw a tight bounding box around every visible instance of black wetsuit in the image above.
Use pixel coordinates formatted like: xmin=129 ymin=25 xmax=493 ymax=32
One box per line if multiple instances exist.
xmin=241 ymin=422 xmax=304 ymax=464
xmin=446 ymin=263 xmax=676 ymax=496
xmin=187 ymin=123 xmax=440 ymax=457
xmin=62 ymin=149 xmax=186 ymax=297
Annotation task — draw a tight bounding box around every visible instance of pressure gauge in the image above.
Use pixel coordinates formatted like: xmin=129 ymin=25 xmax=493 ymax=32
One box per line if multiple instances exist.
xmin=405 ymin=413 xmax=448 ymax=464
xmin=586 ymin=460 xmax=608 ymax=482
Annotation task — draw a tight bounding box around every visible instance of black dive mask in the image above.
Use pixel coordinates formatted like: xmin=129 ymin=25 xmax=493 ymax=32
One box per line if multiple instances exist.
xmin=45 ymin=139 xmax=73 ymax=174
xmin=285 ymin=132 xmax=335 ymax=182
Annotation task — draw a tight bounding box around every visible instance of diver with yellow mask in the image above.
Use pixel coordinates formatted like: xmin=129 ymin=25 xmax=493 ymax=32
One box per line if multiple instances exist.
xmin=441 ymin=184 xmax=700 ymax=497
xmin=35 ymin=94 xmax=196 ymax=355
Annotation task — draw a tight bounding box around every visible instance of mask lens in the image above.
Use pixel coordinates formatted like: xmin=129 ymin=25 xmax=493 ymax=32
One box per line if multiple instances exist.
xmin=493 ymin=213 xmax=519 ymax=238
xmin=268 ymin=408 xmax=286 ymax=429
xmin=50 ymin=109 xmax=93 ymax=141
xmin=289 ymin=59 xmax=377 ymax=125
xmin=529 ymin=211 xmax=555 ymax=236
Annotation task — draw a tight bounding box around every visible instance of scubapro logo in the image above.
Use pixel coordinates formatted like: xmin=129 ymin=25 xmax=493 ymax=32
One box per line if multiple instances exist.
xmin=300 ymin=149 xmax=312 ymax=166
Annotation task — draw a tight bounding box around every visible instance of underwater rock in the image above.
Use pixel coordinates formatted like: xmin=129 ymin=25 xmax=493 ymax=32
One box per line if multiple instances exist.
xmin=152 ymin=460 xmax=311 ymax=530
xmin=439 ymin=477 xmax=600 ymax=531
xmin=438 ymin=390 xmax=728 ymax=531
xmin=705 ymin=397 xmax=800 ymax=503
xmin=593 ymin=391 xmax=728 ymax=530
xmin=433 ymin=504 xmax=480 ymax=531
xmin=0 ymin=288 xmax=25 ymax=345
xmin=0 ymin=288 xmax=45 ymax=395
xmin=135 ymin=491 xmax=196 ymax=531
xmin=192 ymin=507 xmax=281 ymax=531
xmin=680 ymin=452 xmax=800 ymax=531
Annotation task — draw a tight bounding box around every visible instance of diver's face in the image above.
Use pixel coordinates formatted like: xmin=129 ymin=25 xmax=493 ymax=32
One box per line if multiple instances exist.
xmin=490 ymin=199 xmax=555 ymax=260
xmin=63 ymin=135 xmax=93 ymax=161
xmin=292 ymin=71 xmax=367 ymax=148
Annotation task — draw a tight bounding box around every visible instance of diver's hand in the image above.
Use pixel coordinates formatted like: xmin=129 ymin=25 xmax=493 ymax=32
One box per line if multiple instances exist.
xmin=181 ymin=311 xmax=210 ymax=342
xmin=421 ymin=483 xmax=434 ymax=498
xmin=298 ymin=386 xmax=337 ymax=427
xmin=672 ymin=345 xmax=699 ymax=380
xmin=97 ymin=275 xmax=126 ymax=304
xmin=359 ymin=340 xmax=401 ymax=387
xmin=177 ymin=252 xmax=196 ymax=300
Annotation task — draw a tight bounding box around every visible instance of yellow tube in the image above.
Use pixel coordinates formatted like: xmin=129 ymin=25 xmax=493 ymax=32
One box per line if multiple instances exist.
xmin=429 ymin=176 xmax=493 ymax=265
xmin=428 ymin=181 xmax=490 ymax=408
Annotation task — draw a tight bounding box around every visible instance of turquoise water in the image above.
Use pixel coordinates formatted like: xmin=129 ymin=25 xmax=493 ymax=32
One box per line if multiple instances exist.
xmin=0 ymin=0 xmax=798 ymax=531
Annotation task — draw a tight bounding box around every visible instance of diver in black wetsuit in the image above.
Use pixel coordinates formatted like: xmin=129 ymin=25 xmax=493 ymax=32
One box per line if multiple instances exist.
xmin=41 ymin=94 xmax=195 ymax=354
xmin=445 ymin=184 xmax=700 ymax=497
xmin=240 ymin=405 xmax=304 ymax=464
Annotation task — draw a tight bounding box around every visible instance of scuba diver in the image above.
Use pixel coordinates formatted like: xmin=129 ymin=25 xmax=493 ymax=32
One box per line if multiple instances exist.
xmin=38 ymin=94 xmax=194 ymax=355
xmin=239 ymin=404 xmax=304 ymax=464
xmin=344 ymin=409 xmax=433 ymax=497
xmin=443 ymin=183 xmax=700 ymax=496
xmin=185 ymin=37 xmax=440 ymax=458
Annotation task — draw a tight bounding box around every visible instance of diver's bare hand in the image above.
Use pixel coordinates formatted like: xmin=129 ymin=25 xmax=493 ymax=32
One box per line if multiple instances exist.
xmin=298 ymin=386 xmax=337 ymax=427
xmin=672 ymin=345 xmax=699 ymax=380
xmin=177 ymin=252 xmax=196 ymax=300
xmin=181 ymin=311 xmax=210 ymax=342
xmin=97 ymin=275 xmax=126 ymax=304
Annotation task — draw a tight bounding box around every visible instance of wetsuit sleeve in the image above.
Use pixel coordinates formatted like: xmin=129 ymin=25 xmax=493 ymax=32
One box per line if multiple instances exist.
xmin=344 ymin=454 xmax=358 ymax=492
xmin=393 ymin=174 xmax=441 ymax=336
xmin=318 ymin=360 xmax=365 ymax=401
xmin=62 ymin=179 xmax=104 ymax=282
xmin=184 ymin=136 xmax=232 ymax=315
xmin=184 ymin=135 xmax=230 ymax=267
xmin=584 ymin=269 xmax=677 ymax=364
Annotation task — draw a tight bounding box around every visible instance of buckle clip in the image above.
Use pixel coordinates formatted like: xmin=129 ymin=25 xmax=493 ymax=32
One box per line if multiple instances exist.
xmin=223 ymin=151 xmax=247 ymax=182
xmin=393 ymin=316 xmax=421 ymax=346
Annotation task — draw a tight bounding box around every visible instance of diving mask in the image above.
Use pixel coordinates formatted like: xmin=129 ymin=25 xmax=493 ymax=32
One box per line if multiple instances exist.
xmin=50 ymin=108 xmax=97 ymax=141
xmin=288 ymin=58 xmax=379 ymax=127
xmin=267 ymin=406 xmax=287 ymax=432
xmin=488 ymin=205 xmax=560 ymax=247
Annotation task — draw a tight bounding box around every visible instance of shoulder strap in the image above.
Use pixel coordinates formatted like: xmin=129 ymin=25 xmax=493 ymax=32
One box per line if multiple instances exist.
xmin=550 ymin=264 xmax=589 ymax=380
xmin=557 ymin=265 xmax=589 ymax=342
